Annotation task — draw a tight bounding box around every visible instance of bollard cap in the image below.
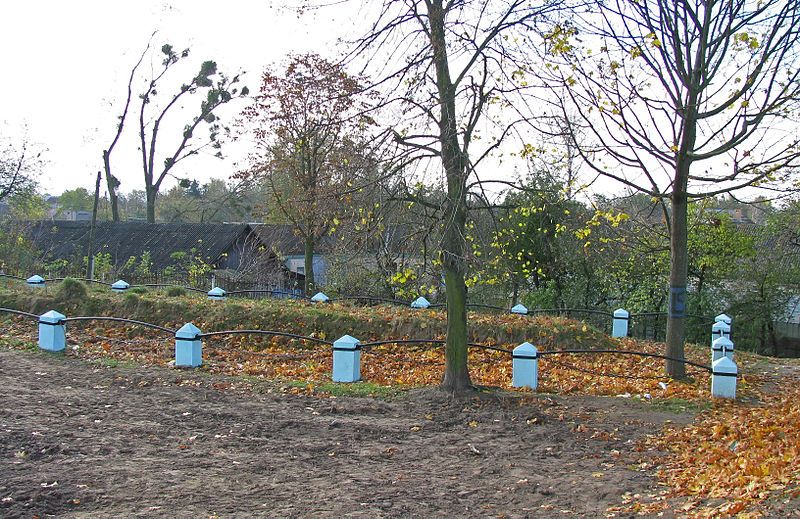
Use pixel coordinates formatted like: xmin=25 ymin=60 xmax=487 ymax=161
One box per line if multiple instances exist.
xmin=207 ymin=287 xmax=226 ymax=297
xmin=27 ymin=275 xmax=45 ymax=285
xmin=715 ymin=313 xmax=732 ymax=325
xmin=712 ymin=336 xmax=733 ymax=351
xmin=39 ymin=310 xmax=66 ymax=324
xmin=333 ymin=334 xmax=360 ymax=350
xmin=310 ymin=292 xmax=330 ymax=303
xmin=176 ymin=322 xmax=201 ymax=340
xmin=513 ymin=342 xmax=538 ymax=358
xmin=712 ymin=321 xmax=731 ymax=334
xmin=111 ymin=279 xmax=130 ymax=290
xmin=712 ymin=355 xmax=737 ymax=375
xmin=511 ymin=304 xmax=528 ymax=315
xmin=410 ymin=296 xmax=431 ymax=309
xmin=613 ymin=308 xmax=629 ymax=318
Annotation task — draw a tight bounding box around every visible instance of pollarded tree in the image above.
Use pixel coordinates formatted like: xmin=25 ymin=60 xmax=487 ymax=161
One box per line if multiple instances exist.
xmin=541 ymin=0 xmax=800 ymax=377
xmin=239 ymin=53 xmax=377 ymax=294
xmin=139 ymin=43 xmax=248 ymax=223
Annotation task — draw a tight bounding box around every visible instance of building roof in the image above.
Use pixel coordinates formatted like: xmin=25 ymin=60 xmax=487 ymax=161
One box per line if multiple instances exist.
xmin=250 ymin=224 xmax=337 ymax=256
xmin=27 ymin=221 xmax=253 ymax=268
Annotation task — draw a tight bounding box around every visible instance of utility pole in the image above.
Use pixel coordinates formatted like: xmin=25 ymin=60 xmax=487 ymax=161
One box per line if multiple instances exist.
xmin=86 ymin=171 xmax=102 ymax=279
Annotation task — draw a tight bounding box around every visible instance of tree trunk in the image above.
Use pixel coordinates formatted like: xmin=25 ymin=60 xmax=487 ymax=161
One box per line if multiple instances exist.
xmin=102 ymin=151 xmax=121 ymax=222
xmin=429 ymin=0 xmax=472 ymax=392
xmin=303 ymin=234 xmax=315 ymax=295
xmin=665 ymin=190 xmax=688 ymax=378
xmin=511 ymin=281 xmax=519 ymax=307
xmin=146 ymin=187 xmax=157 ymax=223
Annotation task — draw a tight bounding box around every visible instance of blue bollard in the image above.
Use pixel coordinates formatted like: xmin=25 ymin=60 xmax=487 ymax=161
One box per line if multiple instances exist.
xmin=711 ymin=356 xmax=737 ymax=399
xmin=712 ymin=337 xmax=732 ymax=362
xmin=175 ymin=323 xmax=202 ymax=368
xmin=27 ymin=275 xmax=45 ymax=287
xmin=332 ymin=335 xmax=360 ymax=383
xmin=410 ymin=296 xmax=431 ymax=309
xmin=311 ymin=292 xmax=330 ymax=303
xmin=207 ymin=287 xmax=226 ymax=301
xmin=612 ymin=308 xmax=629 ymax=338
xmin=711 ymin=321 xmax=731 ymax=346
xmin=38 ymin=310 xmax=66 ymax=352
xmin=512 ymin=342 xmax=538 ymax=389
xmin=511 ymin=304 xmax=528 ymax=315
xmin=111 ymin=279 xmax=130 ymax=292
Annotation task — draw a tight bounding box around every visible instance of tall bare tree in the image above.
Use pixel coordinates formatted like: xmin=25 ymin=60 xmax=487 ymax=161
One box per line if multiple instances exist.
xmin=541 ymin=0 xmax=800 ymax=376
xmin=348 ymin=0 xmax=566 ymax=392
xmin=103 ymin=35 xmax=153 ymax=222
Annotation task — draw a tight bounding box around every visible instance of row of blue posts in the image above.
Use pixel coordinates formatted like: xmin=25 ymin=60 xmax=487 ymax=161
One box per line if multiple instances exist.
xmin=27 ymin=278 xmax=738 ymax=399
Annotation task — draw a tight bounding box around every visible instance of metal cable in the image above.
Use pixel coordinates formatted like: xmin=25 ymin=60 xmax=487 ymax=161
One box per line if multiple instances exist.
xmin=198 ymin=329 xmax=333 ymax=345
xmin=63 ymin=316 xmax=176 ymax=335
xmin=0 ymin=307 xmax=40 ymax=320
xmin=544 ymin=356 xmax=676 ymax=381
xmin=538 ymin=349 xmax=712 ymax=372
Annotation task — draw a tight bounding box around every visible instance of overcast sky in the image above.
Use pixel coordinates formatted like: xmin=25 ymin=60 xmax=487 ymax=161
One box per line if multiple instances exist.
xmin=1 ymin=0 xmax=362 ymax=196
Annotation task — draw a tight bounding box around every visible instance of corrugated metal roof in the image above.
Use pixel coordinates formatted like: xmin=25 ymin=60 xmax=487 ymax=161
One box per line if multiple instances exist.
xmin=27 ymin=221 xmax=252 ymax=268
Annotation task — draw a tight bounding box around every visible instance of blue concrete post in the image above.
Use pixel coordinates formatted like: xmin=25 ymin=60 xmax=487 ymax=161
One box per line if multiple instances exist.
xmin=27 ymin=275 xmax=45 ymax=287
xmin=38 ymin=310 xmax=66 ymax=352
xmin=723 ymin=338 xmax=735 ymax=361
xmin=207 ymin=287 xmax=226 ymax=301
xmin=712 ymin=337 xmax=732 ymax=363
xmin=711 ymin=356 xmax=737 ymax=399
xmin=715 ymin=313 xmax=732 ymax=340
xmin=512 ymin=342 xmax=538 ymax=389
xmin=311 ymin=292 xmax=330 ymax=303
xmin=612 ymin=308 xmax=629 ymax=338
xmin=511 ymin=304 xmax=528 ymax=315
xmin=175 ymin=323 xmax=202 ymax=368
xmin=332 ymin=335 xmax=360 ymax=383
xmin=711 ymin=321 xmax=731 ymax=347
xmin=411 ymin=296 xmax=431 ymax=309
xmin=111 ymin=279 xmax=130 ymax=292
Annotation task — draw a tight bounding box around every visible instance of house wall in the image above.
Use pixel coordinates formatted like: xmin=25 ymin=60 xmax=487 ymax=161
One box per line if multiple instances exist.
xmin=284 ymin=255 xmax=328 ymax=286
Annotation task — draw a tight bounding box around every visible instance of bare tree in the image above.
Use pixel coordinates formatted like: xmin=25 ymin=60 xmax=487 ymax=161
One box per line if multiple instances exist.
xmin=0 ymin=133 xmax=43 ymax=202
xmin=541 ymin=0 xmax=800 ymax=376
xmin=347 ymin=0 xmax=567 ymax=392
xmin=102 ymin=34 xmax=153 ymax=222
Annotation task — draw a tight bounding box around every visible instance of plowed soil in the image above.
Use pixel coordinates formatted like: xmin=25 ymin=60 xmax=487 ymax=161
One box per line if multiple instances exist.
xmin=0 ymin=348 xmax=691 ymax=518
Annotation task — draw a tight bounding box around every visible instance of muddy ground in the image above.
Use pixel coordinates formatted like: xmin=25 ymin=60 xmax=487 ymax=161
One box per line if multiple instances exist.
xmin=0 ymin=348 xmax=694 ymax=518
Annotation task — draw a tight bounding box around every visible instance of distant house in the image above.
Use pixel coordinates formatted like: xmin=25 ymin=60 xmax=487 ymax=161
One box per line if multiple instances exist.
xmin=24 ymin=221 xmax=351 ymax=291
xmin=250 ymin=224 xmax=336 ymax=286
xmin=26 ymin=221 xmax=265 ymax=280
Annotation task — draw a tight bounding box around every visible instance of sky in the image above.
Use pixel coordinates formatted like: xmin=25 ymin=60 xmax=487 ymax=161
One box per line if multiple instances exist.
xmin=0 ymin=0 xmax=363 ymax=196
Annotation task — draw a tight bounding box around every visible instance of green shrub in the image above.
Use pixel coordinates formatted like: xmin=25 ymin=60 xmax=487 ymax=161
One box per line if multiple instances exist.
xmin=56 ymin=278 xmax=88 ymax=300
xmin=166 ymin=286 xmax=187 ymax=297
xmin=129 ymin=286 xmax=148 ymax=295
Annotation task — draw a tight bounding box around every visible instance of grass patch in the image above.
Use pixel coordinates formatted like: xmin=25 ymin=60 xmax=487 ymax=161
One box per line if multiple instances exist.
xmin=91 ymin=357 xmax=140 ymax=369
xmin=283 ymin=379 xmax=403 ymax=398
xmin=648 ymin=397 xmax=711 ymax=413
xmin=0 ymin=336 xmax=38 ymax=352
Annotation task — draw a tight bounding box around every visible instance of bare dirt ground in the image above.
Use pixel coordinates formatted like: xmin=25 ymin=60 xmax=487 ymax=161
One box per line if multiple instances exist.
xmin=0 ymin=348 xmax=695 ymax=518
